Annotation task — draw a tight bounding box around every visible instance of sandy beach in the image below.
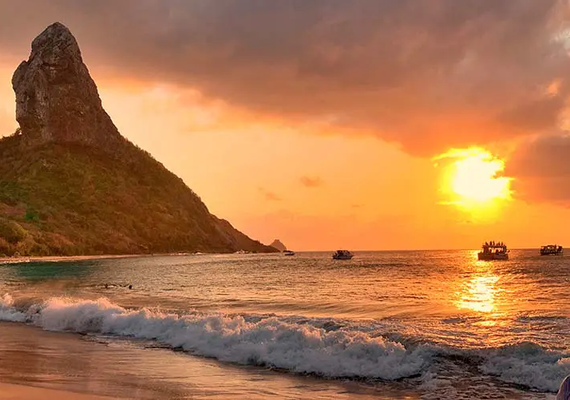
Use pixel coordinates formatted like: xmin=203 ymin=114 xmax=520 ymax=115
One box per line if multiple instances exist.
xmin=0 ymin=322 xmax=402 ymax=400
xmin=0 ymin=254 xmax=148 ymax=264
xmin=0 ymin=252 xmax=212 ymax=265
xmin=0 ymin=383 xmax=121 ymax=400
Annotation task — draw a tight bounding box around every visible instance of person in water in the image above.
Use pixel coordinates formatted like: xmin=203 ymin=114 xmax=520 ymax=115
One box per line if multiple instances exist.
xmin=558 ymin=375 xmax=570 ymax=400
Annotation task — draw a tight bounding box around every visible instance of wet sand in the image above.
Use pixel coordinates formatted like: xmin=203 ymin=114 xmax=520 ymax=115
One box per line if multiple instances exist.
xmin=0 ymin=383 xmax=121 ymax=400
xmin=0 ymin=322 xmax=411 ymax=400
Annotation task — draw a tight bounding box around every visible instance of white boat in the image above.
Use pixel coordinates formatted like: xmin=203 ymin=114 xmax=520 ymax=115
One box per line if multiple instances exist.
xmin=478 ymin=242 xmax=509 ymax=261
xmin=284 ymin=250 xmax=295 ymax=256
xmin=332 ymin=250 xmax=353 ymax=260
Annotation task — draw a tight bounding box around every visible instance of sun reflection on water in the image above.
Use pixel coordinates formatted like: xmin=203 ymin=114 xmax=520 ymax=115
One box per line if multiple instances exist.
xmin=457 ymin=274 xmax=499 ymax=313
xmin=455 ymin=261 xmax=503 ymax=316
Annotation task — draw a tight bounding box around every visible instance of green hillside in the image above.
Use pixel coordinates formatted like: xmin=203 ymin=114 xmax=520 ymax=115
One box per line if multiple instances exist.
xmin=0 ymin=136 xmax=275 ymax=256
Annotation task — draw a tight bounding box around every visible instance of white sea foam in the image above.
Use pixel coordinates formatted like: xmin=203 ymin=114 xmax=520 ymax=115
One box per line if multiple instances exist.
xmin=26 ymin=297 xmax=430 ymax=380
xmin=0 ymin=294 xmax=26 ymax=322
xmin=0 ymin=294 xmax=568 ymax=392
xmin=481 ymin=342 xmax=570 ymax=392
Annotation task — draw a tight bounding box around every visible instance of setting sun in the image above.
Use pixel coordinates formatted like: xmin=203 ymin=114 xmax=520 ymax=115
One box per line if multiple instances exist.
xmin=435 ymin=148 xmax=512 ymax=210
xmin=451 ymin=151 xmax=510 ymax=203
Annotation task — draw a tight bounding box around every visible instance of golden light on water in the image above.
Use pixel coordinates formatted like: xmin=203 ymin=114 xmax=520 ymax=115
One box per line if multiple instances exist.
xmin=457 ymin=273 xmax=499 ymax=313
xmin=434 ymin=148 xmax=512 ymax=215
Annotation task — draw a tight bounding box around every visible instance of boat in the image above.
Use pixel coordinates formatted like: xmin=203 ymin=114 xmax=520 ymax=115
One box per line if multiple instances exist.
xmin=283 ymin=250 xmax=295 ymax=256
xmin=478 ymin=242 xmax=509 ymax=261
xmin=540 ymin=244 xmax=563 ymax=256
xmin=332 ymin=250 xmax=353 ymax=260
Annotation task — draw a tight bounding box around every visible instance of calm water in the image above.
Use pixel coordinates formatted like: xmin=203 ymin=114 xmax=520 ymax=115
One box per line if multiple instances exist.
xmin=0 ymin=250 xmax=568 ymax=399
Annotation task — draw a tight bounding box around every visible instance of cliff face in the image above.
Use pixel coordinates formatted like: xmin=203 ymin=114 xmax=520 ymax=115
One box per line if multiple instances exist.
xmin=0 ymin=22 xmax=277 ymax=256
xmin=12 ymin=23 xmax=124 ymax=151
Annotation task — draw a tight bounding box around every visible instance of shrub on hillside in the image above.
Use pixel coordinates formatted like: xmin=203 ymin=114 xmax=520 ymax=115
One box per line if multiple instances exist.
xmin=0 ymin=237 xmax=13 ymax=256
xmin=25 ymin=207 xmax=40 ymax=222
xmin=0 ymin=218 xmax=28 ymax=244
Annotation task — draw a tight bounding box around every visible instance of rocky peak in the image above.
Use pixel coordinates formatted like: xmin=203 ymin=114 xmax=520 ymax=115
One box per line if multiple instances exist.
xmin=269 ymin=239 xmax=287 ymax=252
xmin=12 ymin=22 xmax=124 ymax=149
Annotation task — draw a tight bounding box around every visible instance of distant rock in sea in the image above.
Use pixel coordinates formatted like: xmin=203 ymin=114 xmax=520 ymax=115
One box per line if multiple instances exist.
xmin=0 ymin=22 xmax=278 ymax=256
xmin=269 ymin=239 xmax=287 ymax=252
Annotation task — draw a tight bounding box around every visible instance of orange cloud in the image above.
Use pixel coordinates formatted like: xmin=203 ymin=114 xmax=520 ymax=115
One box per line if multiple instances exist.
xmin=299 ymin=176 xmax=323 ymax=188
xmin=258 ymin=187 xmax=282 ymax=202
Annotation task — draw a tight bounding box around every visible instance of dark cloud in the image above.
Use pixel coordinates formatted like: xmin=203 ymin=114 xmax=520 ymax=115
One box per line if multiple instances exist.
xmin=498 ymin=95 xmax=568 ymax=133
xmin=0 ymin=0 xmax=568 ymax=154
xmin=507 ymin=134 xmax=570 ymax=204
xmin=299 ymin=176 xmax=323 ymax=188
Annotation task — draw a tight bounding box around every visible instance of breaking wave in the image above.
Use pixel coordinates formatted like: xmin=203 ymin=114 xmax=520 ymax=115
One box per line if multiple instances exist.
xmin=0 ymin=294 xmax=26 ymax=322
xmin=0 ymin=295 xmax=568 ymax=392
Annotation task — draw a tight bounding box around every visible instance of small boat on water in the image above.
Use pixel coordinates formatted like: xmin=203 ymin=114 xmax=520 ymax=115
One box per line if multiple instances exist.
xmin=478 ymin=241 xmax=509 ymax=261
xmin=540 ymin=244 xmax=563 ymax=256
xmin=332 ymin=250 xmax=353 ymax=260
xmin=284 ymin=250 xmax=295 ymax=256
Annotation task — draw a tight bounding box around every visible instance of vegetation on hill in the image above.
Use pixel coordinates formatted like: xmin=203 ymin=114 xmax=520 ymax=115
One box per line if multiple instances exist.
xmin=0 ymin=136 xmax=276 ymax=256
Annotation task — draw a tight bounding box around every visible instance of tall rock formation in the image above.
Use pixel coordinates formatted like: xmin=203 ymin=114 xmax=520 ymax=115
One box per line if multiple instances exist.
xmin=0 ymin=22 xmax=276 ymax=256
xmin=12 ymin=23 xmax=124 ymax=150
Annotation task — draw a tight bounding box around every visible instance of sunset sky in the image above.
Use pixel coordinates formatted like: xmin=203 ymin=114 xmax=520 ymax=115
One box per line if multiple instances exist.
xmin=1 ymin=0 xmax=570 ymax=251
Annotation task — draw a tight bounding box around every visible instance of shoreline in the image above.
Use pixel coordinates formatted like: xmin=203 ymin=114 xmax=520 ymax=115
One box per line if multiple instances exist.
xmin=0 ymin=250 xmax=282 ymax=264
xmin=0 ymin=253 xmax=150 ymax=264
xmin=0 ymin=322 xmax=401 ymax=400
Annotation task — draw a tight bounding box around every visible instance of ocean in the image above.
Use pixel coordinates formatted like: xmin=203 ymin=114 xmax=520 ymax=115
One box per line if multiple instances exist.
xmin=0 ymin=250 xmax=568 ymax=399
